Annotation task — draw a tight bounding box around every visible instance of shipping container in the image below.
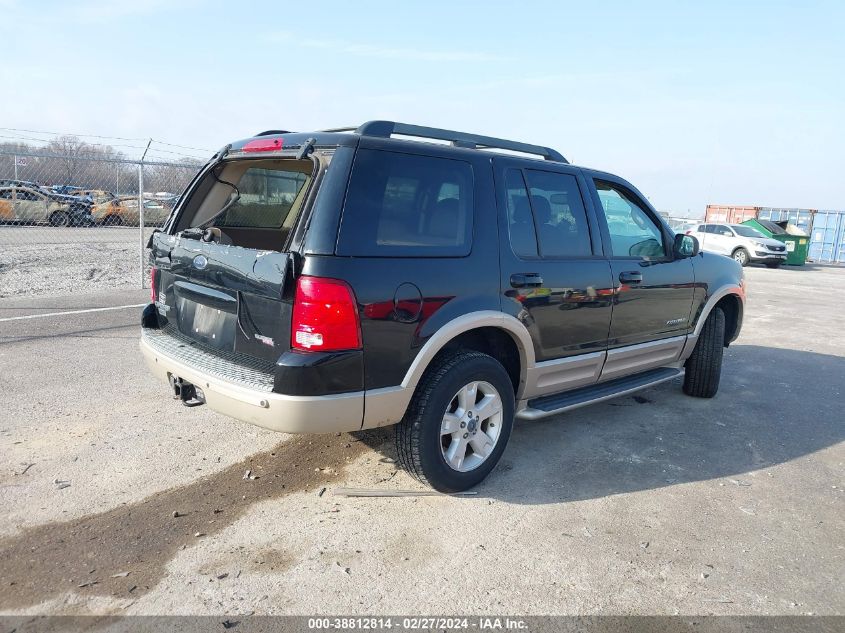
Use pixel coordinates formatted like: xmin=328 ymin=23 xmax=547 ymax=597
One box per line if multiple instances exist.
xmin=808 ymin=210 xmax=845 ymax=263
xmin=704 ymin=204 xmax=759 ymax=224
xmin=757 ymin=207 xmax=814 ymax=236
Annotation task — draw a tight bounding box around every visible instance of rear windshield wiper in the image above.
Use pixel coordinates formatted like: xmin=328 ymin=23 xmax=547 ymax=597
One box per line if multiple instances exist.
xmin=179 ymin=227 xmax=205 ymax=241
xmin=194 ymin=167 xmax=241 ymax=230
xmin=179 ymin=167 xmax=240 ymax=241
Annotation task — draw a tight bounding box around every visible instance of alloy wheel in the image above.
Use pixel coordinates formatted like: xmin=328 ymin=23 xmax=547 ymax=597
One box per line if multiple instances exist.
xmin=440 ymin=380 xmax=504 ymax=472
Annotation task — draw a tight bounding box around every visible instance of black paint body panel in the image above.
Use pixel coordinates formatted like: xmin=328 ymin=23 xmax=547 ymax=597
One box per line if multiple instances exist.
xmin=274 ymin=349 xmax=364 ymax=395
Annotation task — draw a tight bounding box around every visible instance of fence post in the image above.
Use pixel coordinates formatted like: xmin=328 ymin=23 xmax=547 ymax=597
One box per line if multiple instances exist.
xmin=138 ymin=162 xmax=145 ymax=288
xmin=138 ymin=140 xmax=151 ymax=289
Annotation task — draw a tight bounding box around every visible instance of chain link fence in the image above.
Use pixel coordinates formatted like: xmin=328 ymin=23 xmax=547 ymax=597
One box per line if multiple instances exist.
xmin=0 ymin=146 xmax=203 ymax=299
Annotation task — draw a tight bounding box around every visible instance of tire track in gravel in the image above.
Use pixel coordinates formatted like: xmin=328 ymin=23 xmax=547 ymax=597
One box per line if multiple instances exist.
xmin=0 ymin=433 xmax=369 ymax=611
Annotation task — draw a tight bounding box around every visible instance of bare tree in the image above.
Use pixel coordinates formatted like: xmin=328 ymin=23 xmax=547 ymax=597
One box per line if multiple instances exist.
xmin=46 ymin=135 xmax=93 ymax=185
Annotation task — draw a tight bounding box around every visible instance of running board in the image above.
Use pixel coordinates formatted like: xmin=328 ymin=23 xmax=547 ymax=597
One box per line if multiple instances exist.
xmin=517 ymin=367 xmax=682 ymax=421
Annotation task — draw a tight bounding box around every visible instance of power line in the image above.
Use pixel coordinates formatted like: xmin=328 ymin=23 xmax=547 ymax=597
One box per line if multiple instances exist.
xmin=0 ymin=127 xmax=214 ymax=154
xmin=0 ymin=126 xmax=148 ymax=142
xmin=145 ymin=146 xmax=208 ymax=160
xmin=0 ymin=133 xmax=152 ymax=154
xmin=150 ymin=139 xmax=213 ymax=153
xmin=0 ymin=133 xmax=207 ymax=161
xmin=0 ymin=132 xmax=53 ymax=145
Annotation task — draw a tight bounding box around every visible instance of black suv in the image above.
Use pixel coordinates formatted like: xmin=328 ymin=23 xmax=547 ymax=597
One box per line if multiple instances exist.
xmin=142 ymin=121 xmax=745 ymax=491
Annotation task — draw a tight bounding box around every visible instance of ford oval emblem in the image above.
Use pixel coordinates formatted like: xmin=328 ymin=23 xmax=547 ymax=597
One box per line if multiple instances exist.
xmin=193 ymin=255 xmax=208 ymax=270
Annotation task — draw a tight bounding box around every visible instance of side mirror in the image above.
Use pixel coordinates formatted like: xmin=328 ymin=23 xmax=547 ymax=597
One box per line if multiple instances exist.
xmin=673 ymin=233 xmax=699 ymax=258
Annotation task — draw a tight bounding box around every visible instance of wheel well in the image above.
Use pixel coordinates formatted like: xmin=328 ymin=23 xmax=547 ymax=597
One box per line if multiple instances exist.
xmin=715 ymin=294 xmax=740 ymax=346
xmin=433 ymin=327 xmax=521 ymax=394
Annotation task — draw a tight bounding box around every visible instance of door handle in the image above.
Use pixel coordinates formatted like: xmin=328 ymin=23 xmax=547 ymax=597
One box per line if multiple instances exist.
xmin=618 ymin=271 xmax=643 ymax=284
xmin=510 ymin=273 xmax=544 ymax=288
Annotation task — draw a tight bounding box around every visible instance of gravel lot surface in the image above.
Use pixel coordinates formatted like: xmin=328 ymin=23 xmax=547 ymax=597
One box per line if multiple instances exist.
xmin=0 ymin=226 xmax=154 ymax=298
xmin=0 ymin=266 xmax=842 ymax=616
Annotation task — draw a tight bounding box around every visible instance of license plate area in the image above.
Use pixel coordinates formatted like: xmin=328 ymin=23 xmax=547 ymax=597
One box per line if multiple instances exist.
xmin=175 ymin=295 xmax=237 ymax=350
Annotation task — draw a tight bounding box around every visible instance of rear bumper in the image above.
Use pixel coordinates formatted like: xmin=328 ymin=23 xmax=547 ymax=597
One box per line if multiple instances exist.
xmin=140 ymin=332 xmax=365 ymax=434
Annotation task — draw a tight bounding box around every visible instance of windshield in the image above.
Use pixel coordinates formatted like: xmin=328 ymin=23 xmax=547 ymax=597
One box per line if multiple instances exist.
xmin=732 ymin=225 xmax=766 ymax=238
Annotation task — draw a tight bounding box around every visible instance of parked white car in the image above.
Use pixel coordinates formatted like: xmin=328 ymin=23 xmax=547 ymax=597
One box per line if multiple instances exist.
xmin=687 ymin=222 xmax=787 ymax=268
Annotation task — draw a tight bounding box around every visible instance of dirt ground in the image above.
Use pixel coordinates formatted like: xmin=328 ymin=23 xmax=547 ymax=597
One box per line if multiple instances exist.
xmin=0 ymin=226 xmax=151 ymax=298
xmin=0 ymin=266 xmax=842 ymax=616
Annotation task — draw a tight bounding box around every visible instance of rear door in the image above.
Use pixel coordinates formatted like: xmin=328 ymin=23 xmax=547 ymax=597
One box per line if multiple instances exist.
xmin=586 ymin=176 xmax=695 ymax=379
xmin=495 ymin=158 xmax=613 ymax=393
xmin=706 ymin=224 xmax=732 ymax=254
xmin=151 ymin=157 xmax=316 ymax=363
xmin=15 ymin=189 xmax=48 ymax=222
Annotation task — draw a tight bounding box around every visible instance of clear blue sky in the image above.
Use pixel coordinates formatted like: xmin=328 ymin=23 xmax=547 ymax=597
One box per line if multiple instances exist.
xmin=2 ymin=0 xmax=843 ymax=215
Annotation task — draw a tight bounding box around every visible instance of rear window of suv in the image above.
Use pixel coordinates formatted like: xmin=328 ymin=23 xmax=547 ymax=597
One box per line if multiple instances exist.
xmin=215 ymin=165 xmax=310 ymax=229
xmin=178 ymin=158 xmax=314 ymax=233
xmin=337 ymin=149 xmax=474 ymax=257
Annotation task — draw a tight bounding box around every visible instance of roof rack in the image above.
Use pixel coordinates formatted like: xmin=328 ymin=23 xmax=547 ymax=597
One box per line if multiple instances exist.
xmin=323 ymin=121 xmax=567 ymax=163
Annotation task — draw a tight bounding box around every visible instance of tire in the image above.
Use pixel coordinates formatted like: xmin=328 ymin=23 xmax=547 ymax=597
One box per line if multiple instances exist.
xmin=765 ymin=262 xmax=782 ymax=269
xmin=683 ymin=307 xmax=725 ymax=398
xmin=732 ymin=248 xmax=750 ymax=267
xmin=395 ymin=351 xmax=515 ymax=492
xmin=49 ymin=211 xmax=70 ymax=227
xmin=103 ymin=214 xmax=123 ymax=226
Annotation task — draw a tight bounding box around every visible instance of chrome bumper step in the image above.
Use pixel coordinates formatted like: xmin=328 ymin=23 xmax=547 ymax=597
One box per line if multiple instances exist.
xmin=142 ymin=326 xmax=275 ymax=392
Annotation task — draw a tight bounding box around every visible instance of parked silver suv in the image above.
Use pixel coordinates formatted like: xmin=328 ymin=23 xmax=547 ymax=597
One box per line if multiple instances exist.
xmin=688 ymin=222 xmax=787 ymax=268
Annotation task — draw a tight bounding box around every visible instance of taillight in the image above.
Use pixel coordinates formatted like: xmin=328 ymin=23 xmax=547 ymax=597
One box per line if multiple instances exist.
xmin=291 ymin=276 xmax=361 ymax=352
xmin=241 ymin=138 xmax=283 ymax=153
xmin=150 ymin=266 xmax=158 ymax=303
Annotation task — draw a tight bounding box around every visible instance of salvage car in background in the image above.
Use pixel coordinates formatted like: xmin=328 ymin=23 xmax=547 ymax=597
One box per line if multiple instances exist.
xmin=74 ymin=189 xmax=118 ymax=204
xmin=91 ymin=196 xmax=171 ymax=226
xmin=0 ymin=186 xmax=93 ymax=226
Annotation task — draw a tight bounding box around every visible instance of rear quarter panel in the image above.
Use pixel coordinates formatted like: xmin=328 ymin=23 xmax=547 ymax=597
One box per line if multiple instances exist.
xmin=302 ymin=147 xmax=501 ymax=390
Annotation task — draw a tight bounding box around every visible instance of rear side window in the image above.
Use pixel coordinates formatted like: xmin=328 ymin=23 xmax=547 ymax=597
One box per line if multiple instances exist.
xmin=504 ymin=169 xmax=538 ymax=257
xmin=504 ymin=168 xmax=592 ymax=258
xmin=524 ymin=170 xmax=592 ymax=257
xmin=337 ymin=149 xmax=474 ymax=257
